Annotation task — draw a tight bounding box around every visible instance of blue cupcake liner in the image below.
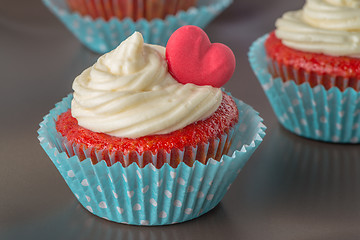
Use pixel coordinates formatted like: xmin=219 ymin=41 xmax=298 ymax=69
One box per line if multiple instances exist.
xmin=249 ymin=34 xmax=360 ymax=143
xmin=38 ymin=93 xmax=265 ymax=225
xmin=42 ymin=0 xmax=232 ymax=53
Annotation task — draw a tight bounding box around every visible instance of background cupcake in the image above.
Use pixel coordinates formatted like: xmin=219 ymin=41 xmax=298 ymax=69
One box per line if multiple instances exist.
xmin=66 ymin=0 xmax=198 ymax=21
xmin=249 ymin=0 xmax=360 ymax=143
xmin=42 ymin=0 xmax=232 ymax=53
xmin=38 ymin=27 xmax=266 ymax=225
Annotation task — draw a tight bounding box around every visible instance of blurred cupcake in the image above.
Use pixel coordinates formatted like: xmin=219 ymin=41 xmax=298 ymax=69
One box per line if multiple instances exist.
xmin=38 ymin=26 xmax=265 ymax=225
xmin=249 ymin=0 xmax=360 ymax=143
xmin=66 ymin=0 xmax=198 ymax=21
xmin=42 ymin=0 xmax=232 ymax=53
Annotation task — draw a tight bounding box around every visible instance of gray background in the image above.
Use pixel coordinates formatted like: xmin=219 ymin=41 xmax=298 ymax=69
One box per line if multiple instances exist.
xmin=1 ymin=0 xmax=360 ymax=239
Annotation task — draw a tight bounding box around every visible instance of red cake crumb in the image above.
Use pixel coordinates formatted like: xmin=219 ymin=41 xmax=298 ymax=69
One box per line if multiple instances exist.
xmin=56 ymin=92 xmax=239 ymax=168
xmin=265 ymin=32 xmax=360 ymax=91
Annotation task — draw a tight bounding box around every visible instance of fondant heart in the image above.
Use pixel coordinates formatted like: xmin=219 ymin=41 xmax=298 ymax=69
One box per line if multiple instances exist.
xmin=166 ymin=25 xmax=236 ymax=87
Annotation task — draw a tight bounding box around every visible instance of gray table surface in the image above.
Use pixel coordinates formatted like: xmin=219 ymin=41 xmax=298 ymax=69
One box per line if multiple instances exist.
xmin=1 ymin=0 xmax=360 ymax=239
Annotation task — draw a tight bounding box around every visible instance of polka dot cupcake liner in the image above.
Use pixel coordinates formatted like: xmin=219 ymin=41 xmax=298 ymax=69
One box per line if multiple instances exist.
xmin=42 ymin=0 xmax=232 ymax=53
xmin=37 ymin=94 xmax=265 ymax=225
xmin=249 ymin=34 xmax=360 ymax=143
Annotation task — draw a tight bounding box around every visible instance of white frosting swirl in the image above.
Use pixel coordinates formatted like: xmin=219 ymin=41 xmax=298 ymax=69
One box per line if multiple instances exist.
xmin=71 ymin=32 xmax=222 ymax=138
xmin=275 ymin=0 xmax=360 ymax=57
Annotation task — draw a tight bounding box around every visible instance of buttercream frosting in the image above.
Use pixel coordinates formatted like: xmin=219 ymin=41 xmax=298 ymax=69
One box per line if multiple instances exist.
xmin=275 ymin=0 xmax=360 ymax=57
xmin=71 ymin=32 xmax=222 ymax=138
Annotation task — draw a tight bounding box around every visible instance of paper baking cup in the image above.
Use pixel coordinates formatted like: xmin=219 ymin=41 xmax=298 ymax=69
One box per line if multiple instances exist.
xmin=42 ymin=0 xmax=232 ymax=53
xmin=249 ymin=34 xmax=360 ymax=143
xmin=66 ymin=0 xmax=198 ymax=21
xmin=38 ymin=94 xmax=265 ymax=225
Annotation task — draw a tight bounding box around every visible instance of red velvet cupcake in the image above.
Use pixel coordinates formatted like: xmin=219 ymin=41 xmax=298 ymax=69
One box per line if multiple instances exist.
xmin=249 ymin=0 xmax=360 ymax=143
xmin=39 ymin=26 xmax=266 ymax=225
xmin=66 ymin=0 xmax=198 ymax=21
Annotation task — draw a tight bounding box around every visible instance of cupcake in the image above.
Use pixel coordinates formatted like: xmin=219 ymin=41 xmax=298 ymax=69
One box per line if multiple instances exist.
xmin=66 ymin=0 xmax=198 ymax=21
xmin=38 ymin=26 xmax=265 ymax=225
xmin=249 ymin=0 xmax=360 ymax=143
xmin=42 ymin=0 xmax=232 ymax=53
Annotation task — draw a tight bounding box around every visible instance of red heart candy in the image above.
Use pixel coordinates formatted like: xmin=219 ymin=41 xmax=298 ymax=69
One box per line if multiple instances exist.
xmin=166 ymin=25 xmax=236 ymax=88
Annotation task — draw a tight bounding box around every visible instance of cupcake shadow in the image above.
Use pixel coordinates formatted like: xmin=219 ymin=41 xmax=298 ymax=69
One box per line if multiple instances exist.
xmin=2 ymin=200 xmax=237 ymax=240
xmin=75 ymin=202 xmax=238 ymax=240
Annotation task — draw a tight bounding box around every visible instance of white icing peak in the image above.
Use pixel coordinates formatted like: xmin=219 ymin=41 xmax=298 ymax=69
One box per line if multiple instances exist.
xmin=326 ymin=0 xmax=360 ymax=7
xmin=275 ymin=0 xmax=360 ymax=57
xmin=71 ymin=32 xmax=222 ymax=138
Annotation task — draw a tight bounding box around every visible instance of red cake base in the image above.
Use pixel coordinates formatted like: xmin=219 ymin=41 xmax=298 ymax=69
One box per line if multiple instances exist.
xmin=56 ymin=92 xmax=239 ymax=168
xmin=265 ymin=32 xmax=360 ymax=91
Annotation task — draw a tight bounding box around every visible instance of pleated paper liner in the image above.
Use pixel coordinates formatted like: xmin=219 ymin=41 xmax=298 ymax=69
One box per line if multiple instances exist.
xmin=42 ymin=0 xmax=232 ymax=53
xmin=66 ymin=0 xmax=198 ymax=21
xmin=249 ymin=34 xmax=360 ymax=143
xmin=38 ymin=93 xmax=265 ymax=225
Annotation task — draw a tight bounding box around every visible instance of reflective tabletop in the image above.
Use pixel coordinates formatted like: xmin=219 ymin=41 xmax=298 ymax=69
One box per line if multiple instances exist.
xmin=1 ymin=0 xmax=360 ymax=239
